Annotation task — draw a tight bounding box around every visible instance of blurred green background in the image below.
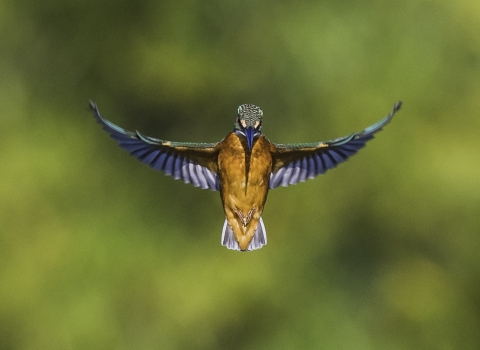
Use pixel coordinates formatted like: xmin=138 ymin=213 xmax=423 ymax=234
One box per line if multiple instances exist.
xmin=1 ymin=0 xmax=480 ymax=349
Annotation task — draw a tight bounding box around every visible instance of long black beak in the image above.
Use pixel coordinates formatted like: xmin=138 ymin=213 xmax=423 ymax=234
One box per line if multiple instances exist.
xmin=245 ymin=126 xmax=255 ymax=151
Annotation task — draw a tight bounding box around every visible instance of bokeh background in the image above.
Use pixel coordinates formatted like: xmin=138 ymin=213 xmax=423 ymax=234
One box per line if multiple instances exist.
xmin=1 ymin=0 xmax=480 ymax=349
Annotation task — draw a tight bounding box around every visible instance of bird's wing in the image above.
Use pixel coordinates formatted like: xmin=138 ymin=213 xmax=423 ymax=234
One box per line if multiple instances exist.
xmin=90 ymin=101 xmax=220 ymax=191
xmin=269 ymin=101 xmax=402 ymax=189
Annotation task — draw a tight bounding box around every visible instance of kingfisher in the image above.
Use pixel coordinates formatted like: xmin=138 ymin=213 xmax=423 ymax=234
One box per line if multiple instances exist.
xmin=90 ymin=101 xmax=402 ymax=251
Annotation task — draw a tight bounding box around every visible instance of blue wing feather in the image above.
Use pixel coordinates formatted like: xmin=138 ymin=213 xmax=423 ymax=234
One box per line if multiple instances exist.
xmin=270 ymin=101 xmax=402 ymax=189
xmin=90 ymin=101 xmax=220 ymax=191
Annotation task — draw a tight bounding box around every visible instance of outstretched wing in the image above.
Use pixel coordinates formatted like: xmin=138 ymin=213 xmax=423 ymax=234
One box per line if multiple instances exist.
xmin=269 ymin=101 xmax=402 ymax=189
xmin=90 ymin=101 xmax=220 ymax=191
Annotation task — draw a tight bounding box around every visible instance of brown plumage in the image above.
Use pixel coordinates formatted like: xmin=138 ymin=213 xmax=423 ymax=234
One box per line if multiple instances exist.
xmin=218 ymin=132 xmax=275 ymax=250
xmin=90 ymin=101 xmax=402 ymax=251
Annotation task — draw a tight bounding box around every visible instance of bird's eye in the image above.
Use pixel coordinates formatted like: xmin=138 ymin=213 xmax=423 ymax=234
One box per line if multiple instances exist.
xmin=254 ymin=121 xmax=260 ymax=129
xmin=240 ymin=120 xmax=247 ymax=128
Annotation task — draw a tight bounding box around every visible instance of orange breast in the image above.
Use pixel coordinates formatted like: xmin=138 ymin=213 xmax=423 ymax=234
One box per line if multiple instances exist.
xmin=217 ymin=132 xmax=273 ymax=249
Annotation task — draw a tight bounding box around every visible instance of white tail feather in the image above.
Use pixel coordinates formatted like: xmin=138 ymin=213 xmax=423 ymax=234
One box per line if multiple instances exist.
xmin=221 ymin=218 xmax=267 ymax=251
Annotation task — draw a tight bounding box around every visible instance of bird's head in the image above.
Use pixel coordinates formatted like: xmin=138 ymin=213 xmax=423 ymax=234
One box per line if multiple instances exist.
xmin=234 ymin=104 xmax=263 ymax=151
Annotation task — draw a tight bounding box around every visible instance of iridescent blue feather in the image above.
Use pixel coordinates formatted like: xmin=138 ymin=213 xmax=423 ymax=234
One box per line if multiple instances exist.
xmin=270 ymin=101 xmax=402 ymax=188
xmin=90 ymin=101 xmax=220 ymax=191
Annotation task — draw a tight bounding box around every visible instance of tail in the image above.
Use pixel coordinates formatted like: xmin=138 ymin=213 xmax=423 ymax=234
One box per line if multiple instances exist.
xmin=221 ymin=218 xmax=267 ymax=251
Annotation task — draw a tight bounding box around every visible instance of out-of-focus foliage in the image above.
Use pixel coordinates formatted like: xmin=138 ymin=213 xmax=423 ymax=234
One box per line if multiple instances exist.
xmin=1 ymin=0 xmax=479 ymax=349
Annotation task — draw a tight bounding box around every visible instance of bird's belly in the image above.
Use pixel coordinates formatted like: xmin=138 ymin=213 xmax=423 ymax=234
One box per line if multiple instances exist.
xmin=217 ymin=134 xmax=272 ymax=214
xmin=217 ymin=133 xmax=273 ymax=249
xmin=223 ymin=177 xmax=268 ymax=211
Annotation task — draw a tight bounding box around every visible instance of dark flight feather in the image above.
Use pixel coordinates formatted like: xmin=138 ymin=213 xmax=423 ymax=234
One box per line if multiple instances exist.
xmin=270 ymin=101 xmax=402 ymax=188
xmin=89 ymin=101 xmax=220 ymax=191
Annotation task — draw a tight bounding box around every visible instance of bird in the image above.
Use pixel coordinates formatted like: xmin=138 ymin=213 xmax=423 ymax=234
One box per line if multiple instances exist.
xmin=90 ymin=100 xmax=402 ymax=251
